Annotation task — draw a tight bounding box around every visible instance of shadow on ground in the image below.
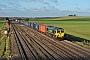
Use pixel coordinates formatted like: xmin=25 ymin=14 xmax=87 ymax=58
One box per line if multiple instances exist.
xmin=0 ymin=58 xmax=6 ymax=60
xmin=64 ymin=33 xmax=90 ymax=43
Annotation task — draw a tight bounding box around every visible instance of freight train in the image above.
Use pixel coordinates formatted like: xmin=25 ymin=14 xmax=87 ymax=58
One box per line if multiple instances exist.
xmin=18 ymin=20 xmax=64 ymax=39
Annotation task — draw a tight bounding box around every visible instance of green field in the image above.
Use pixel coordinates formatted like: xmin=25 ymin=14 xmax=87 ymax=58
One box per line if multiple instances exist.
xmin=0 ymin=20 xmax=4 ymax=28
xmin=29 ymin=17 xmax=90 ymax=40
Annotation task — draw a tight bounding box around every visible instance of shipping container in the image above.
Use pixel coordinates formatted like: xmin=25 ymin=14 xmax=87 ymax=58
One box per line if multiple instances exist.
xmin=28 ymin=22 xmax=30 ymax=26
xmin=24 ymin=21 xmax=27 ymax=25
xmin=35 ymin=24 xmax=39 ymax=30
xmin=39 ymin=25 xmax=46 ymax=33
xmin=31 ymin=22 xmax=34 ymax=28
xmin=26 ymin=22 xmax=29 ymax=26
xmin=33 ymin=23 xmax=39 ymax=30
xmin=33 ymin=23 xmax=36 ymax=29
xmin=20 ymin=20 xmax=24 ymax=24
xmin=29 ymin=22 xmax=32 ymax=27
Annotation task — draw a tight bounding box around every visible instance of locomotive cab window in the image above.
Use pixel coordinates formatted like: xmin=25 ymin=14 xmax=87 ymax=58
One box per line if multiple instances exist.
xmin=61 ymin=30 xmax=64 ymax=33
xmin=57 ymin=29 xmax=61 ymax=33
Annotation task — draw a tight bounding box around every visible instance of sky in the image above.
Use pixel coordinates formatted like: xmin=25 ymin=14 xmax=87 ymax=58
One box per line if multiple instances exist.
xmin=0 ymin=0 xmax=90 ymax=17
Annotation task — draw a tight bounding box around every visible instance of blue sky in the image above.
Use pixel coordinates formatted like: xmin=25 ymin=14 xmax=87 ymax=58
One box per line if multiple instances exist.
xmin=0 ymin=0 xmax=90 ymax=17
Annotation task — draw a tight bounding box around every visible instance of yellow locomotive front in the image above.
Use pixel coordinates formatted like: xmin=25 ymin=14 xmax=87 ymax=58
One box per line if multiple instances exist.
xmin=55 ymin=28 xmax=64 ymax=39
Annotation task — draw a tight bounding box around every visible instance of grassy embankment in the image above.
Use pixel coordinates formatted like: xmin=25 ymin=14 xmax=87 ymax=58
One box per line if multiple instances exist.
xmin=0 ymin=20 xmax=4 ymax=27
xmin=0 ymin=20 xmax=10 ymax=59
xmin=29 ymin=16 xmax=90 ymax=48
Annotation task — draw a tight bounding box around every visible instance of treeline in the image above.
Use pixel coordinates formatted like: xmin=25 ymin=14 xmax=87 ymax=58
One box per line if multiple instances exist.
xmin=0 ymin=16 xmax=62 ymax=20
xmin=0 ymin=17 xmax=5 ymax=20
xmin=68 ymin=14 xmax=76 ymax=16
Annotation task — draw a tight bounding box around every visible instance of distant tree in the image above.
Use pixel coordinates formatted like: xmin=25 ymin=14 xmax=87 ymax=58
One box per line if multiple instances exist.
xmin=74 ymin=14 xmax=76 ymax=16
xmin=68 ymin=14 xmax=73 ymax=16
xmin=68 ymin=14 xmax=76 ymax=16
xmin=0 ymin=17 xmax=2 ymax=20
xmin=24 ymin=18 xmax=29 ymax=21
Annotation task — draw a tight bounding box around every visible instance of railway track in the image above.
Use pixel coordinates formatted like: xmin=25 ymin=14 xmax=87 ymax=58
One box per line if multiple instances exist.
xmin=10 ymin=24 xmax=24 ymax=60
xmin=11 ymin=22 xmax=57 ymax=60
xmin=14 ymin=22 xmax=57 ymax=60
xmin=22 ymin=24 xmax=90 ymax=60
xmin=21 ymin=22 xmax=90 ymax=60
xmin=11 ymin=23 xmax=37 ymax=60
xmin=11 ymin=23 xmax=27 ymax=60
xmin=10 ymin=21 xmax=90 ymax=60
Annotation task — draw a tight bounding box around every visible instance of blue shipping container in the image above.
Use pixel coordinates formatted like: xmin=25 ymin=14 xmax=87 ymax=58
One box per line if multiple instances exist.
xmin=35 ymin=23 xmax=39 ymax=30
xmin=31 ymin=22 xmax=34 ymax=28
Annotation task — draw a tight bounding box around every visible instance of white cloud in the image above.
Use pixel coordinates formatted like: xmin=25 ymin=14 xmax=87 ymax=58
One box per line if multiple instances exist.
xmin=9 ymin=2 xmax=21 ymax=7
xmin=24 ymin=0 xmax=49 ymax=4
xmin=37 ymin=0 xmax=49 ymax=4
xmin=0 ymin=8 xmax=2 ymax=12
xmin=40 ymin=6 xmax=48 ymax=11
xmin=75 ymin=3 xmax=79 ymax=6
xmin=30 ymin=7 xmax=38 ymax=11
xmin=5 ymin=0 xmax=49 ymax=4
xmin=24 ymin=0 xmax=36 ymax=2
xmin=1 ymin=0 xmax=90 ymax=17
xmin=0 ymin=4 xmax=7 ymax=7
xmin=49 ymin=0 xmax=58 ymax=3
xmin=76 ymin=7 xmax=80 ymax=10
xmin=87 ymin=9 xmax=90 ymax=11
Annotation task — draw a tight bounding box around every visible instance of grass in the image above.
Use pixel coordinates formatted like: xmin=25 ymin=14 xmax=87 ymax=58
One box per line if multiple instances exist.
xmin=0 ymin=20 xmax=4 ymax=28
xmin=4 ymin=36 xmax=10 ymax=57
xmin=0 ymin=37 xmax=5 ymax=57
xmin=29 ymin=17 xmax=90 ymax=40
xmin=0 ymin=20 xmax=10 ymax=58
xmin=74 ymin=41 xmax=90 ymax=49
xmin=0 ymin=22 xmax=4 ymax=28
